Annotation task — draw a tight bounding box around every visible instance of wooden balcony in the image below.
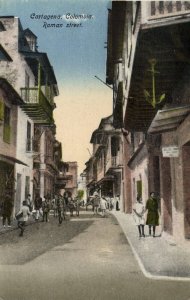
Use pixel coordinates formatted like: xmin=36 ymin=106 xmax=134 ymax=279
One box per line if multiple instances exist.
xmin=106 ymin=155 xmax=122 ymax=173
xmin=20 ymin=87 xmax=53 ymax=124
xmin=149 ymin=1 xmax=190 ymax=20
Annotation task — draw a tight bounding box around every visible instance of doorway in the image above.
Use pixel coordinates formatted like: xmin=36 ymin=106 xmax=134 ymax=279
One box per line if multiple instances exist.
xmin=160 ymin=157 xmax=173 ymax=234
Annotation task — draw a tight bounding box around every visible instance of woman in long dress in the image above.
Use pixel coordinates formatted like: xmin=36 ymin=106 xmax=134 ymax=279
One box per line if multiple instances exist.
xmin=133 ymin=196 xmax=145 ymax=238
xmin=146 ymin=192 xmax=159 ymax=237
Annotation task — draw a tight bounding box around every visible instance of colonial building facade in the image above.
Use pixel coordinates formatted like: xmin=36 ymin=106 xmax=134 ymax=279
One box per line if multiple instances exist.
xmin=0 ymin=16 xmax=61 ymax=210
xmin=84 ymin=115 xmax=123 ymax=208
xmin=106 ymin=1 xmax=190 ymax=243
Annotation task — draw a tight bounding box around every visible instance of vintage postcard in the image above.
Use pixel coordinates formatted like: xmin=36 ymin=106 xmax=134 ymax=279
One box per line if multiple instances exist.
xmin=0 ymin=0 xmax=190 ymax=299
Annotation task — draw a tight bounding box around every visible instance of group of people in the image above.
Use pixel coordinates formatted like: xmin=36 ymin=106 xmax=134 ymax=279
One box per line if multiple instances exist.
xmin=133 ymin=192 xmax=160 ymax=238
xmin=0 ymin=190 xmax=160 ymax=238
xmin=16 ymin=194 xmax=84 ymax=236
xmin=0 ymin=192 xmax=83 ymax=237
xmin=86 ymin=192 xmax=120 ymax=216
xmin=88 ymin=192 xmax=117 ymax=218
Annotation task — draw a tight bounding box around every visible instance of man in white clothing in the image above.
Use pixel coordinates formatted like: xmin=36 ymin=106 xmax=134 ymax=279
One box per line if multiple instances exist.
xmin=100 ymin=197 xmax=107 ymax=218
xmin=16 ymin=200 xmax=31 ymax=237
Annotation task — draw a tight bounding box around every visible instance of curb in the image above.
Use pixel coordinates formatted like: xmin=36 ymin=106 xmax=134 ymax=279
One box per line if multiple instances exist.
xmin=112 ymin=212 xmax=190 ymax=282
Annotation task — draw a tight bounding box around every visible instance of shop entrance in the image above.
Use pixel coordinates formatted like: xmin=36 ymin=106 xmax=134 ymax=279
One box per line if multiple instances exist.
xmin=160 ymin=157 xmax=173 ymax=234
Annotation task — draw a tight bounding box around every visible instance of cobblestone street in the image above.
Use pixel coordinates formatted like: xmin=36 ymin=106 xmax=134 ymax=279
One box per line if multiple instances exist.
xmin=0 ymin=211 xmax=190 ymax=300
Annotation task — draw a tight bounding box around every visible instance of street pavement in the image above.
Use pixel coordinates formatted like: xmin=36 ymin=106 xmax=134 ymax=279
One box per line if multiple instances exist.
xmin=0 ymin=209 xmax=189 ymax=300
xmin=112 ymin=210 xmax=190 ymax=280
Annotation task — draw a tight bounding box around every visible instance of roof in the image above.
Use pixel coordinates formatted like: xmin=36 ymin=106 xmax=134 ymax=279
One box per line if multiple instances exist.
xmin=148 ymin=105 xmax=190 ymax=134
xmin=20 ymin=51 xmax=59 ymax=95
xmin=0 ymin=21 xmax=5 ymax=31
xmin=23 ymin=28 xmax=37 ymax=38
xmin=90 ymin=115 xmax=114 ymax=143
xmin=0 ymin=44 xmax=12 ymax=62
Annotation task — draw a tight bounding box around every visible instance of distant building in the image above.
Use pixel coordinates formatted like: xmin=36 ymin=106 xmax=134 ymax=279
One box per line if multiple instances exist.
xmin=63 ymin=162 xmax=78 ymax=198
xmin=84 ymin=115 xmax=123 ymax=206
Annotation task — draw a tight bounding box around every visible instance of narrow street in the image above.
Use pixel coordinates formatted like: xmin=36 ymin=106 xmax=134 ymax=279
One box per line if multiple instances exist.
xmin=0 ymin=210 xmax=189 ymax=300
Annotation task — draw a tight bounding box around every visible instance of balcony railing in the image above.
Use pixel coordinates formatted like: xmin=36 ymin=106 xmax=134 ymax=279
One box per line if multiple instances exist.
xmin=150 ymin=1 xmax=190 ymax=19
xmin=21 ymin=87 xmax=53 ymax=121
xmin=21 ymin=87 xmax=38 ymax=103
xmin=111 ymin=156 xmax=122 ymax=167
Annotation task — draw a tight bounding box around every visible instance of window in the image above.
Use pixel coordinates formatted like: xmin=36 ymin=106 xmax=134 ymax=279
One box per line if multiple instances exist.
xmin=3 ymin=105 xmax=11 ymax=143
xmin=25 ymin=176 xmax=30 ymax=200
xmin=136 ymin=180 xmax=142 ymax=197
xmin=25 ymin=71 xmax=30 ymax=88
xmin=26 ymin=121 xmax=32 ymax=151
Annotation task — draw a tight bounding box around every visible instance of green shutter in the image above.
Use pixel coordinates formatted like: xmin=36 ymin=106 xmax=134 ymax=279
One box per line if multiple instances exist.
xmin=0 ymin=100 xmax=4 ymax=121
xmin=3 ymin=125 xmax=11 ymax=143
xmin=137 ymin=180 xmax=142 ymax=197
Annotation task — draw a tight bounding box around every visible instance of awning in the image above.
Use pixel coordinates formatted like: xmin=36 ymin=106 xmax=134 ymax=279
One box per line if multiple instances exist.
xmin=127 ymin=142 xmax=146 ymax=168
xmin=97 ymin=175 xmax=115 ymax=185
xmin=0 ymin=154 xmax=28 ymax=166
xmin=148 ymin=105 xmax=190 ymax=134
xmin=86 ymin=179 xmax=96 ymax=188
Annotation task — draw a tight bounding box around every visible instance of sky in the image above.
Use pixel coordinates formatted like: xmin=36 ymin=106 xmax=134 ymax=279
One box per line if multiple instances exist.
xmin=0 ymin=0 xmax=113 ymax=174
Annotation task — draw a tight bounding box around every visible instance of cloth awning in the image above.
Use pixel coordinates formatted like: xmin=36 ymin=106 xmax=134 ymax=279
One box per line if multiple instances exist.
xmin=0 ymin=154 xmax=28 ymax=166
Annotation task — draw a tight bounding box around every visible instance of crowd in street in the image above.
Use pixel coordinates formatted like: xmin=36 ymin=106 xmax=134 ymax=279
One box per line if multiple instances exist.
xmin=0 ymin=190 xmax=160 ymax=239
xmin=0 ymin=193 xmax=86 ymax=237
xmin=0 ymin=190 xmax=120 ymax=237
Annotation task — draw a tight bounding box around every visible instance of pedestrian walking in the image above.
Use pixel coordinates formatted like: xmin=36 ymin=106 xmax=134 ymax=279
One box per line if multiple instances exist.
xmin=115 ymin=195 xmax=120 ymax=211
xmin=145 ymin=192 xmax=160 ymax=237
xmin=93 ymin=192 xmax=100 ymax=215
xmin=52 ymin=195 xmax=58 ymax=218
xmin=57 ymin=196 xmax=63 ymax=224
xmin=16 ymin=200 xmax=31 ymax=237
xmin=133 ymin=196 xmax=145 ymax=238
xmin=110 ymin=197 xmax=114 ymax=211
xmin=34 ymin=196 xmax=43 ymax=221
xmin=75 ymin=198 xmax=80 ymax=217
xmin=1 ymin=194 xmax=13 ymax=228
xmin=100 ymin=197 xmax=107 ymax=217
xmin=63 ymin=192 xmax=69 ymax=207
xmin=42 ymin=198 xmax=50 ymax=222
xmin=68 ymin=197 xmax=75 ymax=217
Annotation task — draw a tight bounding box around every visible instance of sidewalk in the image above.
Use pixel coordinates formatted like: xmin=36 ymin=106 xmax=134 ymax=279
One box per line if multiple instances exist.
xmin=112 ymin=210 xmax=190 ymax=281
